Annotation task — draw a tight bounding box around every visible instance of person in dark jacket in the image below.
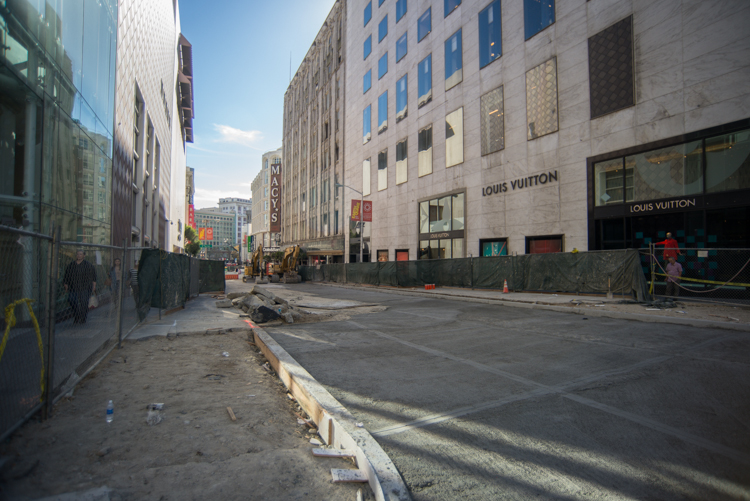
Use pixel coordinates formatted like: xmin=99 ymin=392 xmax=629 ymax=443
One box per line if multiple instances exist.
xmin=63 ymin=250 xmax=97 ymax=324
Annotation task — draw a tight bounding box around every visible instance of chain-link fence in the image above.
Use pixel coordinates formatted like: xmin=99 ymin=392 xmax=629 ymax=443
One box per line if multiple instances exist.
xmin=0 ymin=225 xmax=223 ymax=441
xmin=642 ymin=246 xmax=750 ymax=305
xmin=300 ymin=249 xmax=650 ymax=301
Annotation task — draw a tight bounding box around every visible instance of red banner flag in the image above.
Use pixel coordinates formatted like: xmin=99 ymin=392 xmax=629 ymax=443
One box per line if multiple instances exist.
xmin=351 ymin=200 xmax=372 ymax=222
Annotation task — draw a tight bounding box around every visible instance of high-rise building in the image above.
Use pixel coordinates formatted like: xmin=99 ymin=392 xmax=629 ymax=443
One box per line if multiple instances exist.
xmin=282 ymin=0 xmax=347 ymax=263
xmin=194 ymin=207 xmax=236 ymax=261
xmin=252 ymin=148 xmax=283 ymax=252
xmin=111 ymin=0 xmax=194 ymax=252
xmin=219 ymin=197 xmax=252 ymax=257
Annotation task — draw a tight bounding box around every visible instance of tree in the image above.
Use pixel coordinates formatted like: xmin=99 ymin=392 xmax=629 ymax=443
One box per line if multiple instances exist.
xmin=184 ymin=226 xmax=201 ymax=257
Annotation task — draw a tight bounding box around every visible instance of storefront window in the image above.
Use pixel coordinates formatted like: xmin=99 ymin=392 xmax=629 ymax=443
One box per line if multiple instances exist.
xmin=429 ymin=197 xmax=452 ymax=232
xmin=625 ymin=141 xmax=702 ymax=202
xmin=594 ymin=158 xmax=627 ymax=206
xmin=706 ymin=129 xmax=750 ymax=193
xmin=419 ymin=201 xmax=429 ymax=233
xmin=452 ymin=192 xmax=464 ymax=230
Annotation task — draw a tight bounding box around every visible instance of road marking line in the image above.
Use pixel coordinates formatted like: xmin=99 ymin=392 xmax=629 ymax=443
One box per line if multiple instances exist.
xmin=348 ymin=320 xmax=749 ymax=465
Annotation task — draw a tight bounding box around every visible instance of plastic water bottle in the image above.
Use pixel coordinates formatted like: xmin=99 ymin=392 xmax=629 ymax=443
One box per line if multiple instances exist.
xmin=106 ymin=400 xmax=114 ymax=423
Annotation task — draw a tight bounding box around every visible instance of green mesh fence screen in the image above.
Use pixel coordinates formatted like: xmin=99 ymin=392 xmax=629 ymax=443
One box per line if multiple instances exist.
xmin=137 ymin=250 xmax=225 ymax=320
xmin=199 ymin=260 xmax=226 ymax=293
xmin=299 ymin=250 xmax=648 ymax=300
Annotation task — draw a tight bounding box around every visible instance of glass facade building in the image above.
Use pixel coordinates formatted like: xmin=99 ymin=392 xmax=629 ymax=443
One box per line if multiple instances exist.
xmin=0 ymin=0 xmax=117 ymax=243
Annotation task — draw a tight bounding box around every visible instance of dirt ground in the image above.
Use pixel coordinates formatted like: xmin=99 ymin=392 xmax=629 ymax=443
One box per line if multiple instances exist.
xmin=0 ymin=297 xmax=376 ymax=500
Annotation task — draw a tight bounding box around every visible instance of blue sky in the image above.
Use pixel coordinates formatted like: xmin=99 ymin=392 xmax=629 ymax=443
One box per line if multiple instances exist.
xmin=179 ymin=0 xmax=336 ymax=208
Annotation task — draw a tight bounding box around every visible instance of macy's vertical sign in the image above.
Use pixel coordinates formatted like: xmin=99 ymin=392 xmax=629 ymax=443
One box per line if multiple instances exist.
xmin=269 ymin=162 xmax=282 ymax=233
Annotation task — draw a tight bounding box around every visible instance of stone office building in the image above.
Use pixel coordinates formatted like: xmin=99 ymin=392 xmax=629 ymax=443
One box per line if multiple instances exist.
xmin=340 ymin=0 xmax=750 ymax=261
xmin=282 ymin=0 xmax=348 ymax=263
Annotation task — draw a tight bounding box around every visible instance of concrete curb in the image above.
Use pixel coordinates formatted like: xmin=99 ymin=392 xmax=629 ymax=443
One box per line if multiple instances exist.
xmin=251 ymin=326 xmax=411 ymax=501
xmin=312 ymin=282 xmax=750 ymax=333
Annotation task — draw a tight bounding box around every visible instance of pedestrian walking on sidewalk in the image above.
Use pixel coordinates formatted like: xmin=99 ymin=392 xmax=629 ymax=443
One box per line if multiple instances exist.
xmin=63 ymin=250 xmax=97 ymax=324
xmin=665 ymin=256 xmax=683 ymax=297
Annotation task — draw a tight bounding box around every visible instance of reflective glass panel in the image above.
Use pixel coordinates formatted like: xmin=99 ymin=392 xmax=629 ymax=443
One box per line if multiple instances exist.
xmin=364 ymin=35 xmax=372 ymax=59
xmin=378 ymin=91 xmax=388 ymax=133
xmin=444 ymin=0 xmax=461 ymax=17
xmin=396 ymin=139 xmax=407 ymax=185
xmin=396 ymin=32 xmax=408 ymax=62
xmin=706 ymin=129 xmax=750 ymax=193
xmin=363 ymin=158 xmax=371 ymax=196
xmin=418 ymin=8 xmax=432 ymax=41
xmin=526 ymin=58 xmax=559 ymax=140
xmin=379 ymin=52 xmax=388 ymax=79
xmin=444 ymin=29 xmax=463 ymax=90
xmin=452 ymin=193 xmax=464 ymax=230
xmin=363 ymin=105 xmax=371 ymax=144
xmin=397 ymin=0 xmax=407 ymax=21
xmin=445 ymin=107 xmax=464 ymax=167
xmin=594 ymin=158 xmax=626 ymax=206
xmin=396 ymin=74 xmax=407 ymax=120
xmin=378 ymin=149 xmax=388 ymax=191
xmin=625 ymin=141 xmax=703 ymax=201
xmin=524 ymin=0 xmax=555 ymax=40
xmin=364 ymin=1 xmax=372 ymax=26
xmin=418 ymin=126 xmax=433 ymax=177
xmin=419 ymin=201 xmax=429 ymax=233
xmin=452 ymin=238 xmax=463 ymax=259
xmin=379 ymin=15 xmax=388 ymax=42
xmin=363 ymin=70 xmax=372 ymax=93
xmin=479 ymin=0 xmax=502 ymax=68
xmin=418 ymin=54 xmax=432 ymax=106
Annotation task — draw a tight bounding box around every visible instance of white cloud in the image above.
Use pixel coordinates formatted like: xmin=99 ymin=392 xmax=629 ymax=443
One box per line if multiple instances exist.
xmin=213 ymin=124 xmax=263 ymax=147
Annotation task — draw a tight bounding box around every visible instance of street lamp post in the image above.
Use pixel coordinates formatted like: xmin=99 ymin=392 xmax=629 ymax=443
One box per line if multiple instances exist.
xmin=335 ymin=183 xmax=363 ymax=264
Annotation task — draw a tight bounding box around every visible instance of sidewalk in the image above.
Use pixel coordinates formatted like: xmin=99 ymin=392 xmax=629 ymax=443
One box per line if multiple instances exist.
xmin=316 ymin=283 xmax=750 ymax=332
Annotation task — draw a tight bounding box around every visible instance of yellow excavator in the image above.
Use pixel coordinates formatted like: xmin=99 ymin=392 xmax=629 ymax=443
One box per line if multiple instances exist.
xmin=243 ymin=244 xmax=264 ymax=283
xmin=269 ymin=245 xmax=301 ymax=283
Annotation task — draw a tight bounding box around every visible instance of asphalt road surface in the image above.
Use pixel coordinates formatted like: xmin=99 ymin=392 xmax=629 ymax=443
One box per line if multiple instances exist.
xmin=267 ymin=284 xmax=750 ymax=500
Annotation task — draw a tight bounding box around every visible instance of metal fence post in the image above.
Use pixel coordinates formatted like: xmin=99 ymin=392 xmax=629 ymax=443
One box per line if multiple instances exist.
xmin=116 ymin=239 xmax=127 ymax=348
xmin=44 ymin=225 xmax=61 ymax=419
xmin=650 ymin=243 xmax=656 ymax=296
xmin=158 ymin=250 xmax=162 ymax=320
xmin=470 ymin=256 xmax=474 ymax=289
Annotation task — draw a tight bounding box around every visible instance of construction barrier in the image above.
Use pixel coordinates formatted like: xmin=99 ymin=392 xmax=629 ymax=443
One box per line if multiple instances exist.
xmin=300 ymin=249 xmax=650 ymax=301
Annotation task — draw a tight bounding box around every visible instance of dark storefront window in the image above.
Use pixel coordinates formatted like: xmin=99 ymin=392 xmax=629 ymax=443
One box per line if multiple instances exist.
xmin=706 ymin=129 xmax=750 ymax=193
xmin=479 ymin=0 xmax=502 ymax=68
xmin=527 ymin=235 xmax=563 ymax=254
xmin=481 ymin=239 xmax=508 ymax=256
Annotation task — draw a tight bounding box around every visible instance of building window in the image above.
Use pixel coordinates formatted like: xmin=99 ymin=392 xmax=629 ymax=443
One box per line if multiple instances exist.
xmin=418 ymin=8 xmax=431 ymax=41
xmin=396 ymin=74 xmax=407 ymax=121
xmin=378 ymin=149 xmax=388 ymax=191
xmin=524 ymin=0 xmax=555 ymax=40
xmin=396 ymin=32 xmax=407 ymax=62
xmin=396 ymin=139 xmax=408 ymax=185
xmin=588 ymin=16 xmax=634 ymax=119
xmin=444 ymin=0 xmax=461 ymax=17
xmin=396 ymin=250 xmax=409 ymax=261
xmin=480 ymin=86 xmax=504 ymax=155
xmin=418 ymin=125 xmax=433 ymax=177
xmin=363 ymin=105 xmax=371 ymax=144
xmin=445 ymin=107 xmax=464 ymax=167
xmin=418 ymin=192 xmax=465 ymax=259
xmin=379 ymin=0 xmax=385 ymax=5
xmin=480 ymin=238 xmax=508 ymax=256
xmin=364 ymin=1 xmax=372 ymax=26
xmin=526 ymin=57 xmax=558 ymax=140
xmin=418 ymin=54 xmax=432 ymax=107
xmin=377 ymin=250 xmax=389 ymax=262
xmin=527 ymin=235 xmax=563 ymax=254
xmin=378 ymin=90 xmax=388 ymax=133
xmin=364 ymin=35 xmax=372 ymax=59
xmin=445 ymin=29 xmax=462 ymax=90
xmin=379 ymin=15 xmax=388 ymax=42
xmin=378 ymin=52 xmax=388 ymax=79
xmin=706 ymin=129 xmax=750 ymax=193
xmin=479 ymin=0 xmax=502 ymax=68
xmin=396 ymin=0 xmax=407 ymax=22
xmin=363 ymin=158 xmax=371 ymax=196
xmin=363 ymin=69 xmax=372 ymax=93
